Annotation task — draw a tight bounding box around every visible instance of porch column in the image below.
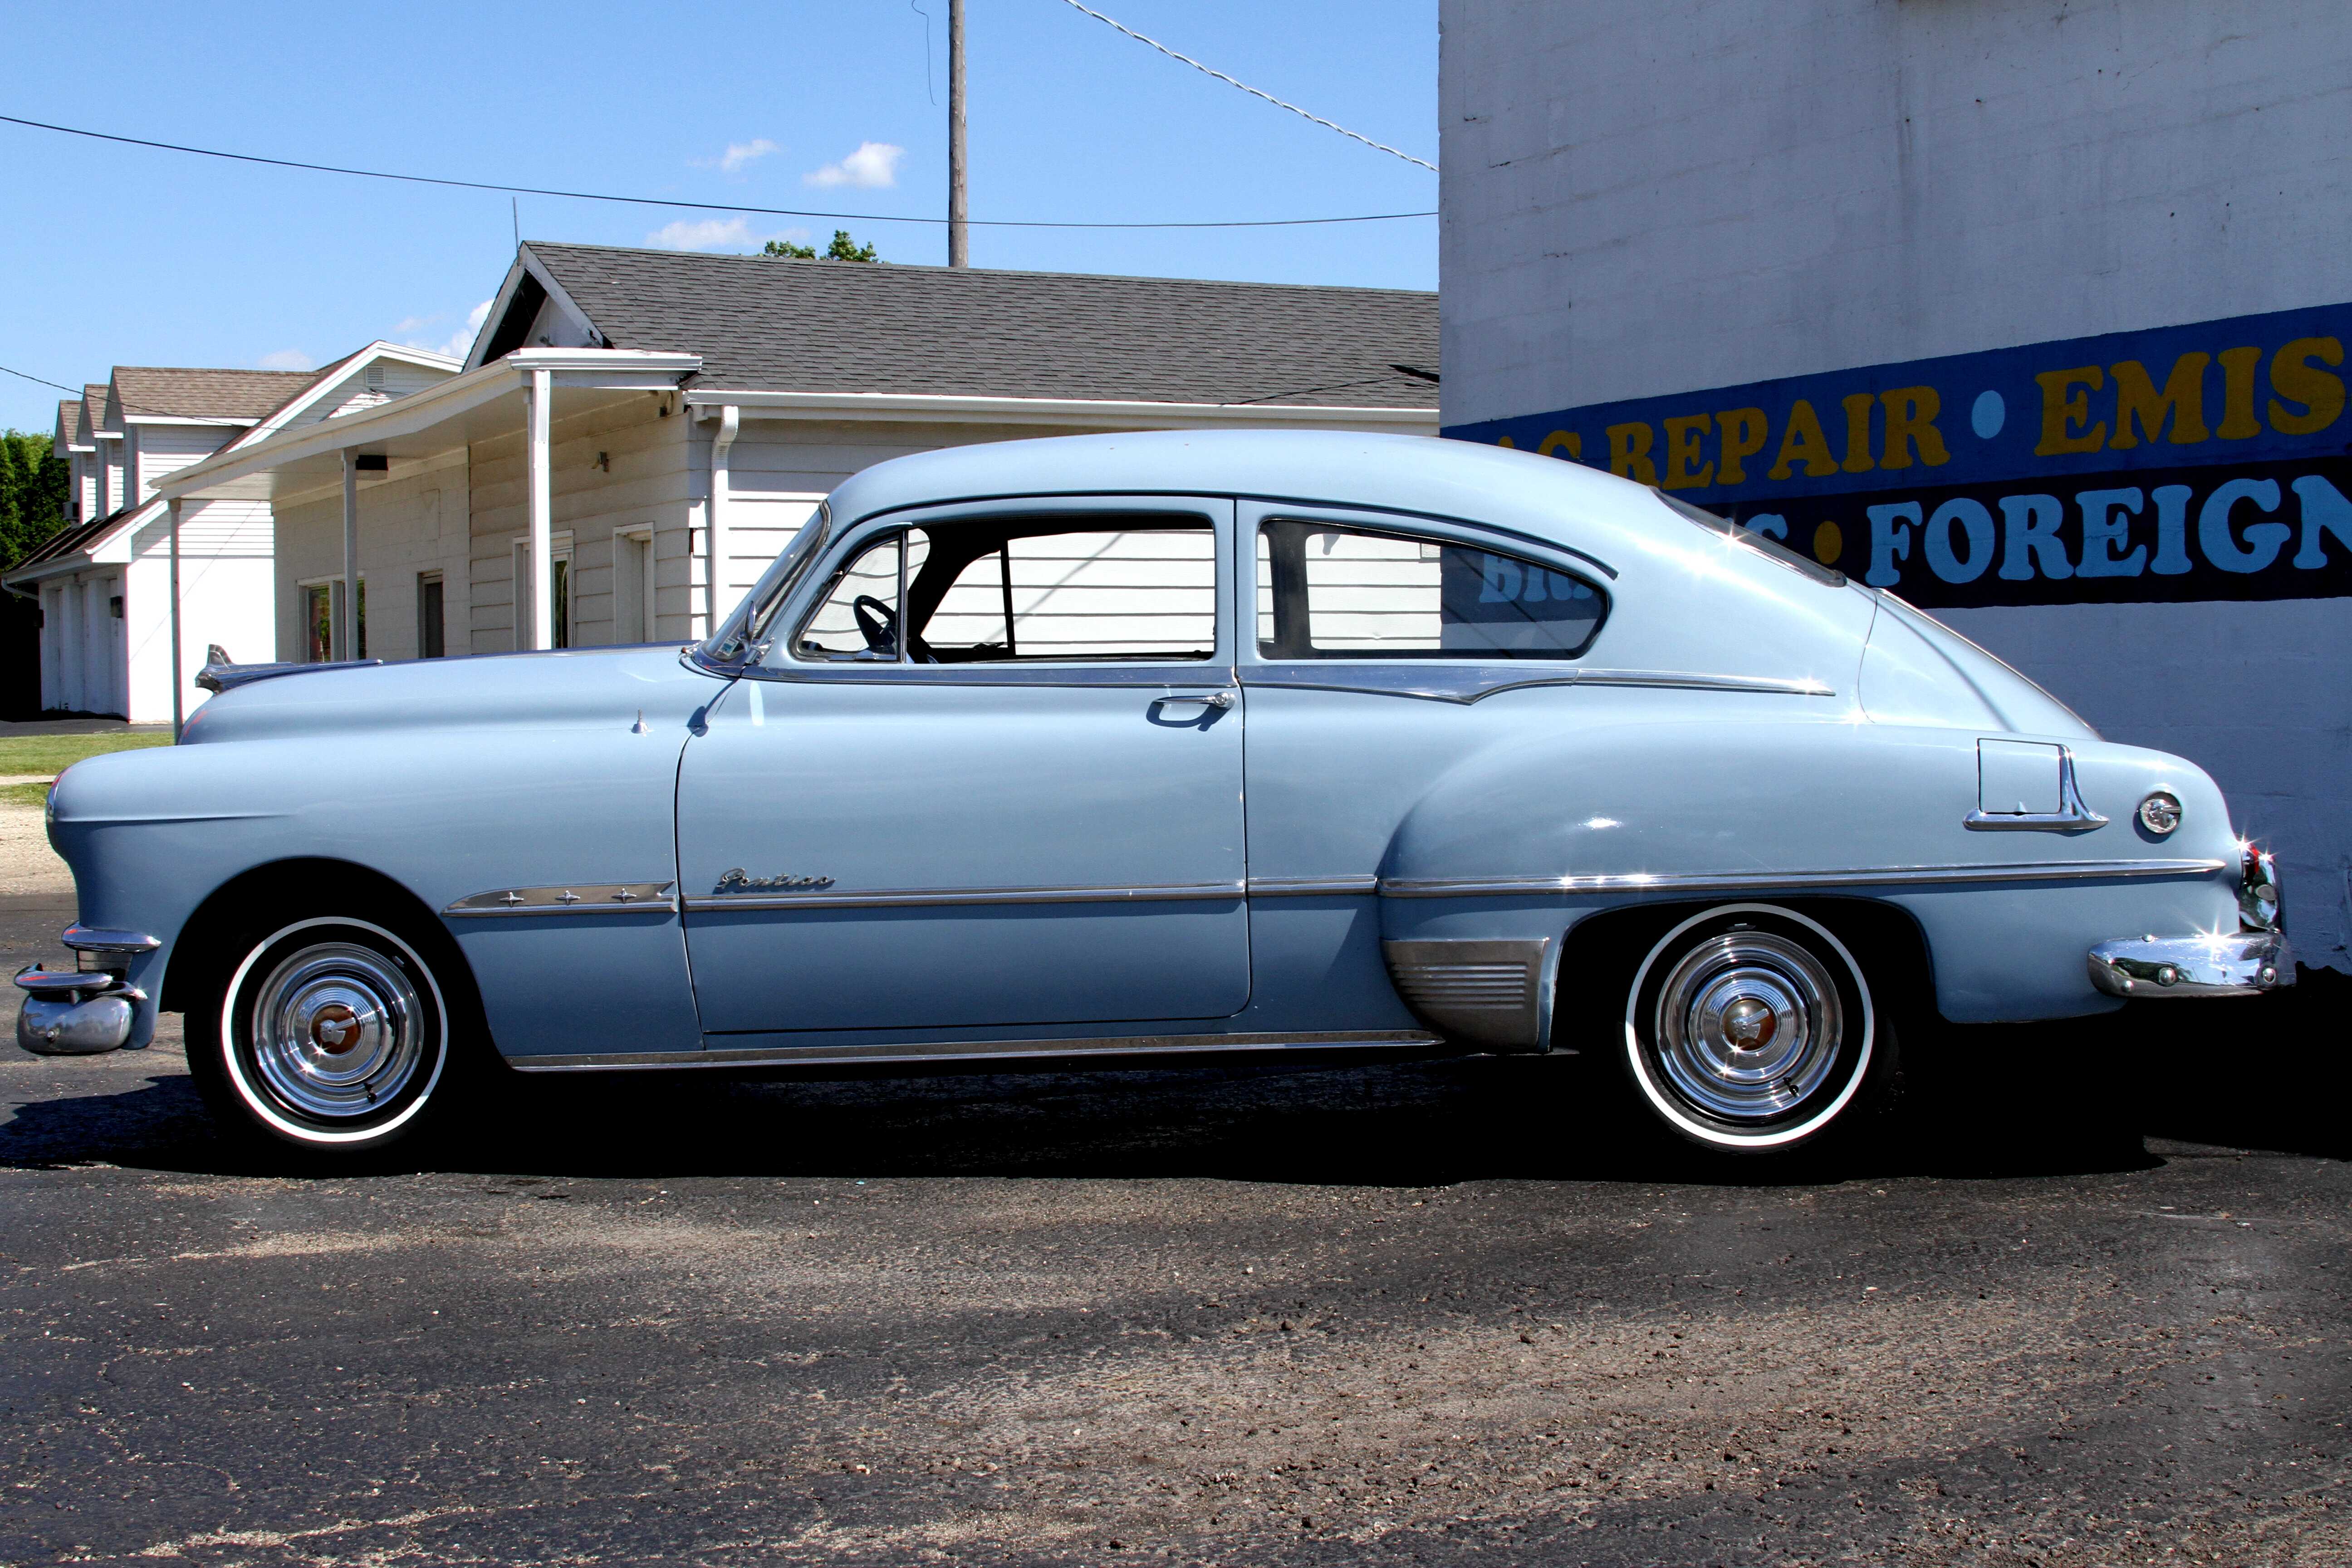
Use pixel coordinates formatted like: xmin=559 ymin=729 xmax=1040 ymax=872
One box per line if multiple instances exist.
xmin=708 ymin=404 xmax=740 ymax=632
xmin=526 ymin=367 xmax=553 ymax=651
xmin=168 ymin=498 xmax=183 ymax=737
xmin=340 ymin=450 xmax=359 ymax=659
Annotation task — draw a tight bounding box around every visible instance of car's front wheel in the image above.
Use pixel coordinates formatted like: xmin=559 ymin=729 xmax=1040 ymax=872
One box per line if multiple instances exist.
xmin=1620 ymin=903 xmax=1894 ymax=1154
xmin=186 ymin=912 xmax=461 ymax=1156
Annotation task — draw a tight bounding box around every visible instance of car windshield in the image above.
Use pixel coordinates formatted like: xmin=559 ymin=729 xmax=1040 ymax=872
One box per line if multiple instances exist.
xmin=699 ymin=502 xmax=832 ymax=662
xmin=1656 ymin=491 xmax=1847 ymax=588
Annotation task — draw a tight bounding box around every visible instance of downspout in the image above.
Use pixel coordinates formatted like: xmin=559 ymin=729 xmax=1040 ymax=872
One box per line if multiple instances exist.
xmin=709 ymin=404 xmax=740 ymax=633
xmin=340 ymin=450 xmax=358 ymax=660
xmin=168 ymin=498 xmax=183 ymax=738
xmin=526 ymin=367 xmax=554 ymax=651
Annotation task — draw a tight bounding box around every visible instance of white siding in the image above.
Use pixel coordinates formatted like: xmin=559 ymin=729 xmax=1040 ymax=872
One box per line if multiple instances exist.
xmin=133 ymin=423 xmax=237 ymax=502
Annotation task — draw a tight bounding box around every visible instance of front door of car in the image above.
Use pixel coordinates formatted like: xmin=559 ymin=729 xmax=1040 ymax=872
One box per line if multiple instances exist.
xmin=675 ymin=496 xmax=1250 ymax=1037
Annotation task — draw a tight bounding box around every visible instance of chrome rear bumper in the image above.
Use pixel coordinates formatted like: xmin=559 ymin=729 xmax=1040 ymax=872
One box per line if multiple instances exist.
xmin=2087 ymin=931 xmax=2292 ymax=999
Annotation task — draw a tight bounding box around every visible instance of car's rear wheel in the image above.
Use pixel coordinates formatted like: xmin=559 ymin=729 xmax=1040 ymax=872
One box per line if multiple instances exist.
xmin=186 ymin=911 xmax=464 ymax=1156
xmin=1620 ymin=903 xmax=1893 ymax=1153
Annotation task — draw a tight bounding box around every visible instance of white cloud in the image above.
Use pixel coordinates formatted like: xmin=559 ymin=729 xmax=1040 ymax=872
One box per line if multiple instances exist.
xmin=705 ymin=137 xmax=781 ymax=174
xmin=257 ymin=349 xmax=314 ymax=372
xmin=646 ymin=218 xmax=810 ymax=254
xmin=804 ymin=141 xmax=903 ymax=190
xmin=396 ymin=300 xmax=493 ymax=362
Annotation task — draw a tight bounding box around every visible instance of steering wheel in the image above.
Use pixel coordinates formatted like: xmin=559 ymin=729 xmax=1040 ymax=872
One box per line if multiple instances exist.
xmin=851 ymin=594 xmax=899 ymax=653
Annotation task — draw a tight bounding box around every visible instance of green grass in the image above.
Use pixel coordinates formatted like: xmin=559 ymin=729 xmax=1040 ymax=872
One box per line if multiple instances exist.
xmin=0 ymin=780 xmax=52 ymax=810
xmin=0 ymin=731 xmax=172 ymax=780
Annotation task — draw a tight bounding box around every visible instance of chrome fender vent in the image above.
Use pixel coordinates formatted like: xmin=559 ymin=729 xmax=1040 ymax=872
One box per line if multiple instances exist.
xmin=1381 ymin=937 xmax=1553 ymax=1053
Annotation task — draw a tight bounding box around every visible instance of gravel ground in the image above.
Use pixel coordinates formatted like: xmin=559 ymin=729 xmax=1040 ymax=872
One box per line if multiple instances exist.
xmin=0 ymin=892 xmax=2347 ymax=1567
xmin=0 ymin=806 xmax=68 ymax=899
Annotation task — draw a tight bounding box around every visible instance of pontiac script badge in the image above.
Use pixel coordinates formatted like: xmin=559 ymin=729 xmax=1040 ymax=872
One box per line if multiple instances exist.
xmin=713 ymin=868 xmax=837 ymax=895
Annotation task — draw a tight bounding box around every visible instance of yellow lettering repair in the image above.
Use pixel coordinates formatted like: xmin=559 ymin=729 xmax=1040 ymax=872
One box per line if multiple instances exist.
xmin=1769 ymin=401 xmax=1838 ymax=480
xmin=1879 ymin=386 xmax=1949 ymax=470
xmin=1662 ymin=415 xmax=1712 ymax=489
xmin=1606 ymin=422 xmax=1658 ymax=485
xmin=1715 ymin=408 xmax=1767 ymax=485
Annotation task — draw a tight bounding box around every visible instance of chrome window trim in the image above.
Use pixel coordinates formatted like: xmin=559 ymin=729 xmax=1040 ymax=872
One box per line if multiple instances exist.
xmin=445 ymin=882 xmax=678 ymax=916
xmin=1378 ymin=858 xmax=2228 ymax=898
xmin=733 ymin=663 xmax=1239 ymax=690
xmin=1242 ymin=662 xmax=1835 ymax=706
xmin=508 ymin=1029 xmax=1440 ymax=1073
xmin=683 ymin=880 xmax=1244 ymax=912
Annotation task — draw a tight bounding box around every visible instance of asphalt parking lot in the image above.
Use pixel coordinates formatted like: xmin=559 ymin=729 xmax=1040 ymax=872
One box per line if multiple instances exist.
xmin=3 ymin=888 xmax=2347 ymax=1567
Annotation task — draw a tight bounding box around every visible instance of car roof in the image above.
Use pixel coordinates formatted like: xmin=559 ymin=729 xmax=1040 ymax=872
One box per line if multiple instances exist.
xmin=824 ymin=429 xmax=1659 ymax=570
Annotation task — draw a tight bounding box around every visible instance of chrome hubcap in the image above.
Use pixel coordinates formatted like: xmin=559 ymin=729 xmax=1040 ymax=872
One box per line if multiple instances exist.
xmin=247 ymin=941 xmax=426 ymax=1120
xmin=1653 ymin=930 xmax=1843 ymax=1122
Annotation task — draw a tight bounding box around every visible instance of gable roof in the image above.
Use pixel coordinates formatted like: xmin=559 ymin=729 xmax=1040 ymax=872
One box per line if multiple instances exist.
xmin=55 ymin=400 xmax=85 ymax=451
xmin=81 ymin=386 xmax=114 ymax=441
xmin=495 ymin=242 xmax=1439 ymax=410
xmin=110 ymin=366 xmax=320 ymax=424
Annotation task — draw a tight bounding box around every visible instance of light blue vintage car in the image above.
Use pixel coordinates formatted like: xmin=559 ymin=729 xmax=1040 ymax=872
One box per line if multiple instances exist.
xmin=17 ymin=431 xmax=2288 ymax=1159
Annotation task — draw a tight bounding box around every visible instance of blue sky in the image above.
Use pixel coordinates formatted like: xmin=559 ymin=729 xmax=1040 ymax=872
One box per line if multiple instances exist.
xmin=0 ymin=0 xmax=1436 ymax=431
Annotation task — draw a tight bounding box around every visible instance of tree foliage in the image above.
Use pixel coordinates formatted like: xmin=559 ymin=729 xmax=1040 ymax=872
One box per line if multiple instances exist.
xmin=763 ymin=230 xmax=880 ymax=263
xmin=0 ymin=431 xmax=67 ymax=572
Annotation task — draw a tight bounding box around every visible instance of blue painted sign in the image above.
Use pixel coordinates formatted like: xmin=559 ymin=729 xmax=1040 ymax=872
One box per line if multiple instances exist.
xmin=1444 ymin=303 xmax=2352 ymax=608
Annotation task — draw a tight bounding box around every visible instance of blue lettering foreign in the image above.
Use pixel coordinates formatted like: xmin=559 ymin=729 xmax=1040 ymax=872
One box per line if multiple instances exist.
xmin=2075 ymin=488 xmax=2147 ymax=578
xmin=2149 ymin=485 xmax=2194 ymax=574
xmin=1997 ymin=495 xmax=2072 ymax=580
xmin=1480 ymin=557 xmax=1522 ymax=603
xmin=2289 ymin=475 xmax=2352 ymax=568
xmin=1742 ymin=514 xmax=1788 ymax=541
xmin=2199 ymin=478 xmax=2289 ymax=574
xmin=1923 ymin=498 xmax=1994 ymax=583
xmin=1864 ymin=502 xmax=1919 ymax=587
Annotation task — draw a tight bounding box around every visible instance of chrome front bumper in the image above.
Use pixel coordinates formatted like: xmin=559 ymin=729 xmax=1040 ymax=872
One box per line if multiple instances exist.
xmin=13 ymin=925 xmax=159 ymax=1055
xmin=2087 ymin=930 xmax=2292 ymax=999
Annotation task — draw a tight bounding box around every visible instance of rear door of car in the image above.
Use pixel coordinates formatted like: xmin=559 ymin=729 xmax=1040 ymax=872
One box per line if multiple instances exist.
xmin=674 ymin=495 xmax=1250 ymax=1037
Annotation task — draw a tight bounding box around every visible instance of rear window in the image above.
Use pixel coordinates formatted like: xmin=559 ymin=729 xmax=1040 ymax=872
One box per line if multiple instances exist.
xmin=1257 ymin=519 xmax=1607 ymax=660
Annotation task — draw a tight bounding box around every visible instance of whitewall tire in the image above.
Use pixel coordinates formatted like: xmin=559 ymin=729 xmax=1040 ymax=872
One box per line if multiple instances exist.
xmin=1621 ymin=903 xmax=1885 ymax=1153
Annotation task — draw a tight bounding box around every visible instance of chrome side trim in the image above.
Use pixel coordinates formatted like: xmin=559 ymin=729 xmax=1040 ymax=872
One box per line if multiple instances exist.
xmin=1965 ymin=745 xmax=2110 ymax=833
xmin=1242 ymin=662 xmax=1834 ymax=706
xmin=444 ymin=882 xmax=678 ymax=916
xmin=682 ymin=880 xmax=1243 ymax=912
xmin=1379 ymin=858 xmax=2228 ymax=899
xmin=2088 ymin=931 xmax=2292 ymax=999
xmin=1247 ymin=874 xmax=1379 ymax=897
xmin=1382 ymin=938 xmax=1552 ymax=1052
xmin=507 ymin=1029 xmax=1441 ymax=1073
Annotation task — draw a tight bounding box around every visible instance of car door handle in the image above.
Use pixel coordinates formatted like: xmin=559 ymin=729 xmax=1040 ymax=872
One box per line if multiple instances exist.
xmin=1155 ymin=692 xmax=1235 ymax=711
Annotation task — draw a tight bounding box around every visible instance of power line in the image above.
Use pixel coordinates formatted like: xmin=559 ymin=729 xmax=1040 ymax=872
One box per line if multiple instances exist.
xmin=0 ymin=111 xmax=1434 ymax=231
xmin=1053 ymin=0 xmax=1436 ymax=173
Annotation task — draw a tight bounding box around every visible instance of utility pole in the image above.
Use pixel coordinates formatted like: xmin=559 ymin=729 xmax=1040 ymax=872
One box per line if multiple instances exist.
xmin=948 ymin=0 xmax=969 ymax=267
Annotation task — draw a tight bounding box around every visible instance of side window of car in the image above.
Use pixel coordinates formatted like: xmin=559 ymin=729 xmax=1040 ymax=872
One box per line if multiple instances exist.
xmin=1255 ymin=519 xmax=1607 ymax=661
xmin=911 ymin=520 xmax=1217 ymax=663
xmin=796 ymin=530 xmax=923 ymax=661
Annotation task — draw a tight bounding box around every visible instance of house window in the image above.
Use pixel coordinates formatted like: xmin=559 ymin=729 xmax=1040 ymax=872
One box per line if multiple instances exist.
xmin=418 ymin=573 xmax=445 ymax=659
xmin=301 ymin=579 xmax=366 ymax=661
xmin=615 ymin=529 xmax=654 ymax=642
xmin=512 ymin=536 xmax=575 ymax=650
xmin=303 ymin=584 xmax=332 ymax=663
xmin=109 ymin=596 xmax=123 ymax=619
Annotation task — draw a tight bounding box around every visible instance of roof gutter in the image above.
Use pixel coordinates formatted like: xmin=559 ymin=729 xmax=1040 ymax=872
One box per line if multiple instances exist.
xmin=681 ymin=388 xmax=1439 ymax=432
xmin=157 ymin=349 xmax=702 ymax=503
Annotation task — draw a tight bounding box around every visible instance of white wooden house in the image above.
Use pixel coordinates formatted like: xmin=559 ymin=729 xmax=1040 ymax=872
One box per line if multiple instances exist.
xmin=157 ymin=244 xmax=1440 ymax=664
xmin=5 ymin=347 xmax=461 ymax=720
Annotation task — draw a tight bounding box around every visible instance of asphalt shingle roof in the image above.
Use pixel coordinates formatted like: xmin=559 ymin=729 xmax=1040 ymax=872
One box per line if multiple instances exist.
xmin=109 ymin=367 xmax=319 ymax=422
xmin=54 ymin=400 xmax=83 ymax=448
xmin=525 ymin=242 xmax=1439 ymax=409
xmin=80 ymin=386 xmax=113 ymax=439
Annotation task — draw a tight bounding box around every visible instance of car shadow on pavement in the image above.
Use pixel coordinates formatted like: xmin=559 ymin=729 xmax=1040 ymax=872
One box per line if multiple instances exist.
xmin=9 ymin=980 xmax=2342 ymax=1185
